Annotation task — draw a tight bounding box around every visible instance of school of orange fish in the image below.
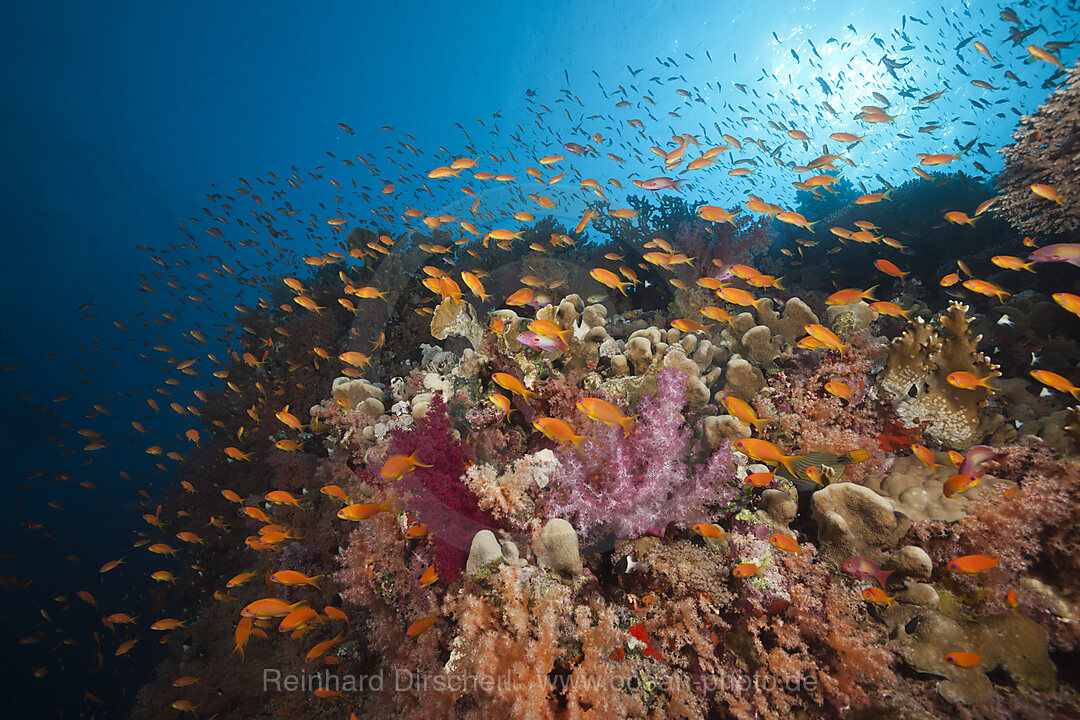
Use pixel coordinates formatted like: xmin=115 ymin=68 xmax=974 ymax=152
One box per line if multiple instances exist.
xmin=5 ymin=6 xmax=1079 ymax=715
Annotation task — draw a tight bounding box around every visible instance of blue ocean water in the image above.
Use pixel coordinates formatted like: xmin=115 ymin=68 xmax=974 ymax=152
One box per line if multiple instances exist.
xmin=1 ymin=1 xmax=1076 ymax=716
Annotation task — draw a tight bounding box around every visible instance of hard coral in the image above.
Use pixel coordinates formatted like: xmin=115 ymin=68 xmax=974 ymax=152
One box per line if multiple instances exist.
xmin=878 ymin=301 xmax=1000 ymax=448
xmin=996 ymin=59 xmax=1080 ymax=236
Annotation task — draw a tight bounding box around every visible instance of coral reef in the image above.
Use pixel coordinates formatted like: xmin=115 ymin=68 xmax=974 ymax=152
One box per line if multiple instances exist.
xmin=996 ymin=59 xmax=1080 ymax=236
xmin=125 ymin=161 xmax=1080 ymax=720
xmin=878 ymin=302 xmax=1001 ymax=448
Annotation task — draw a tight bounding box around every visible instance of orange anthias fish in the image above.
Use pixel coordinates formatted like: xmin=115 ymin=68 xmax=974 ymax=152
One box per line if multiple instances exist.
xmin=419 ymin=565 xmax=438 ymax=588
xmin=1054 ymin=293 xmax=1080 ymax=319
xmin=744 ymin=472 xmax=774 ymax=487
xmin=224 ymin=447 xmax=253 ymax=461
xmin=576 ymin=397 xmax=636 ymax=436
xmin=279 ymin=606 xmax=319 ymax=632
xmin=732 ymin=563 xmax=760 ymax=578
xmin=874 ymin=259 xmax=907 ymax=280
xmin=911 ymin=444 xmax=943 ymax=471
xmin=826 ymin=286 xmax=877 ymax=305
xmin=1029 ymin=183 xmax=1064 ymax=204
xmin=769 ymin=534 xmax=800 ymax=554
xmin=241 ymin=598 xmax=306 ymax=619
xmin=948 ymin=555 xmax=999 ymax=574
xmin=824 ymin=381 xmax=852 ymax=400
xmin=532 ymin=417 xmax=591 ymax=452
xmin=962 ymin=279 xmax=1010 ymax=302
xmin=870 ymin=301 xmax=910 ymax=319
xmin=946 ymin=371 xmax=998 ymax=392
xmin=380 ymin=452 xmax=432 ymax=481
xmin=719 ymin=395 xmax=771 ymax=429
xmin=304 ymin=633 xmax=344 ymax=662
xmin=488 ymin=392 xmax=514 ymax=419
xmin=732 ymin=438 xmax=789 ymax=464
xmin=717 ymin=287 xmax=757 ymax=306
xmin=226 ymin=572 xmax=257 ymax=588
xmin=944 ymin=651 xmax=982 ymax=668
xmin=406 ymin=614 xmax=438 ymax=638
xmin=528 ymin=318 xmax=572 ymax=346
xmin=692 ymin=523 xmax=729 ymax=539
xmin=265 ymin=490 xmax=303 ymax=508
xmin=492 ymin=372 xmax=537 ymax=402
xmin=337 ymin=499 xmax=395 ymax=521
xmin=862 ymin=587 xmax=894 ymax=607
xmin=671 ymin=318 xmax=712 ymax=334
xmin=270 ymin=570 xmax=322 ymax=588
xmin=943 ymin=474 xmax=980 ymax=498
xmin=803 ymin=324 xmax=850 ymax=358
xmin=697 ymin=205 xmax=739 ymax=224
xmin=590 ymin=268 xmax=632 ymax=296
xmin=1030 ymin=370 xmax=1080 ymax=400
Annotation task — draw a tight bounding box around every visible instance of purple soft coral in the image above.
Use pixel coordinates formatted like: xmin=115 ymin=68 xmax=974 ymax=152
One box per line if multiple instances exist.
xmin=380 ymin=395 xmax=498 ymax=579
xmin=543 ymin=367 xmax=737 ymax=547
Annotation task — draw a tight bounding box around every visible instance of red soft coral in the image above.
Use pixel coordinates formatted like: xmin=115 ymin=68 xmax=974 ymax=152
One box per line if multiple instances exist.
xmin=383 ymin=394 xmax=499 ymax=580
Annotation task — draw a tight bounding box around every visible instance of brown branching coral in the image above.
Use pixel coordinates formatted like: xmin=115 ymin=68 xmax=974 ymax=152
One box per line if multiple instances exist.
xmin=996 ymin=59 xmax=1080 ymax=236
xmin=878 ymin=302 xmax=1000 ymax=448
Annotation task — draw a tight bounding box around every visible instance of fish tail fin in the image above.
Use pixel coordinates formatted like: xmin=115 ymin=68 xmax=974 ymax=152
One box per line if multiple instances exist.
xmin=777 ymin=455 xmax=799 ymax=477
xmin=773 ymin=278 xmax=786 ymax=291
xmin=571 ymin=435 xmax=593 ymax=453
xmin=875 ymin=569 xmax=894 ymax=588
xmin=842 ymin=449 xmax=870 ymax=465
xmin=620 ymin=416 xmax=638 ymax=437
xmin=1069 ymin=387 xmax=1080 ymax=401
xmin=883 ymin=189 xmax=892 ymax=200
xmin=865 ymin=285 xmax=879 ymax=301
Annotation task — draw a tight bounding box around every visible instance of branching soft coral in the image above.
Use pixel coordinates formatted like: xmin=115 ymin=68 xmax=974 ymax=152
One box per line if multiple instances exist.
xmin=542 ymin=367 xmax=738 ymax=546
xmin=441 ymin=565 xmax=649 ymax=720
xmin=461 ymin=452 xmax=548 ymax=530
xmin=384 ymin=394 xmax=497 ymax=579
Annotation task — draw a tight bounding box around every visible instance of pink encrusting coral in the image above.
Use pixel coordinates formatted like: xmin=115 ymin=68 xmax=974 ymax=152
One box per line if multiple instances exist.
xmin=542 ymin=367 xmax=739 ymax=544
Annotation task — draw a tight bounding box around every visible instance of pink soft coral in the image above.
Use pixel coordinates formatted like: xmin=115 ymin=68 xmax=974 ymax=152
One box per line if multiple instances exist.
xmin=543 ymin=367 xmax=737 ymax=546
